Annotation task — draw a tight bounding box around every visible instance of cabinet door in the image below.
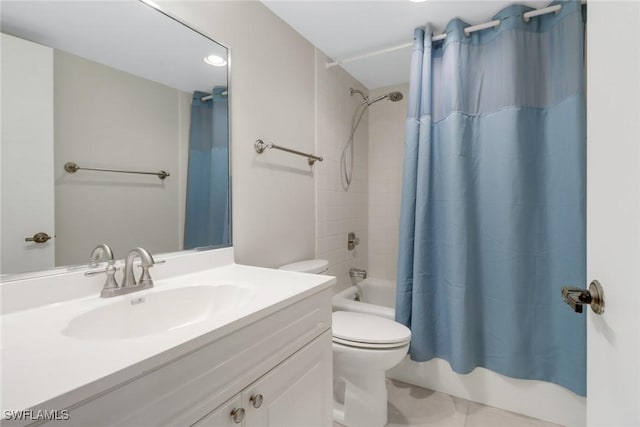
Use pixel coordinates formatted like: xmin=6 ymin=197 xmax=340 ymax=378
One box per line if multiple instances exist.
xmin=243 ymin=331 xmax=332 ymax=427
xmin=192 ymin=395 xmax=244 ymax=427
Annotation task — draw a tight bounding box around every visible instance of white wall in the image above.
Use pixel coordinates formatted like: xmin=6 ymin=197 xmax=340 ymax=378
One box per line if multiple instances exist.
xmin=54 ymin=50 xmax=189 ymax=265
xmin=161 ymin=1 xmax=315 ymax=268
xmin=368 ymin=83 xmax=408 ymax=281
xmin=160 ymin=1 xmax=368 ymax=273
xmin=316 ymin=51 xmax=369 ymax=292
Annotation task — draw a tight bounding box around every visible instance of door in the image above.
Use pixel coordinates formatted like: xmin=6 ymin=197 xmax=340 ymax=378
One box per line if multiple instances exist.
xmin=586 ymin=2 xmax=640 ymax=426
xmin=0 ymin=33 xmax=55 ymax=275
xmin=243 ymin=331 xmax=332 ymax=427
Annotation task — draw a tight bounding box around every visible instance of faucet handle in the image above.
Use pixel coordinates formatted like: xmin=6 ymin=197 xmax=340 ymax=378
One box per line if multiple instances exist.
xmin=84 ymin=263 xmax=120 ymax=277
xmin=347 ymin=232 xmax=360 ymax=251
xmin=138 ymin=264 xmax=154 ymax=287
xmin=84 ymin=260 xmax=122 ymax=298
xmin=100 ymin=262 xmax=121 ymax=298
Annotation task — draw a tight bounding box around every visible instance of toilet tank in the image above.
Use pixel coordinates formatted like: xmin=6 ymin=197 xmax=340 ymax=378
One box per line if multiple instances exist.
xmin=279 ymin=259 xmax=329 ymax=274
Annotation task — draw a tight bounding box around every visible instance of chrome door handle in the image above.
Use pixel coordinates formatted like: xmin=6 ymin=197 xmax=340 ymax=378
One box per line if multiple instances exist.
xmin=562 ymin=280 xmax=605 ymax=315
xmin=25 ymin=232 xmax=52 ymax=243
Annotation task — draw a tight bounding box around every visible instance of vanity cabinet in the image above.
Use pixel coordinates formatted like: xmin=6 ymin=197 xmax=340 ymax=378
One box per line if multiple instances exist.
xmin=194 ymin=331 xmax=332 ymax=427
xmin=34 ymin=289 xmax=333 ymax=427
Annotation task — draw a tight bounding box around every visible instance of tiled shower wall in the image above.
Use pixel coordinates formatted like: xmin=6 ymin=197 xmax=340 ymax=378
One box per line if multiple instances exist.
xmin=316 ymin=51 xmax=369 ymax=293
xmin=368 ymin=83 xmax=409 ymax=281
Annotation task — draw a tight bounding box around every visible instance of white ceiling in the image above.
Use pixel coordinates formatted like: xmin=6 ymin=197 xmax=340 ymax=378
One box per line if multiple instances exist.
xmin=263 ymin=0 xmax=548 ymax=89
xmin=1 ymin=1 xmax=228 ymax=94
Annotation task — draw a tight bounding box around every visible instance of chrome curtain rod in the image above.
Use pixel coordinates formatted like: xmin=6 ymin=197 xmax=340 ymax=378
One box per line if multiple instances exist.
xmin=326 ymin=4 xmax=562 ymax=68
xmin=64 ymin=162 xmax=170 ymax=180
xmin=254 ymin=139 xmax=323 ymax=166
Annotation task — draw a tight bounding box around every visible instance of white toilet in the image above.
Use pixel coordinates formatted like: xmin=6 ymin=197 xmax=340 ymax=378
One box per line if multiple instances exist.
xmin=279 ymin=259 xmax=411 ymax=427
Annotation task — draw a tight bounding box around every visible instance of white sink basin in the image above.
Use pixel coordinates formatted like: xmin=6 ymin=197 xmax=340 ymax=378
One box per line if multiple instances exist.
xmin=62 ymin=284 xmax=253 ymax=340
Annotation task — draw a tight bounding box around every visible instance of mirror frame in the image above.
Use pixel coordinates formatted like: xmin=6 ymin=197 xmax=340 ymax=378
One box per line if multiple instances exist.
xmin=0 ymin=0 xmax=232 ymax=282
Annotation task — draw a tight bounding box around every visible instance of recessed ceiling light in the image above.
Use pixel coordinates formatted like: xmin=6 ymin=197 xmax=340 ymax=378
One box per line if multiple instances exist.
xmin=409 ymin=0 xmax=428 ymax=2
xmin=204 ymin=55 xmax=227 ymax=67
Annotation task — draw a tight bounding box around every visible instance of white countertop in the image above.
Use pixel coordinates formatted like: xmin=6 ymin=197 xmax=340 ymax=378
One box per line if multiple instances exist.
xmin=1 ymin=260 xmax=335 ymax=414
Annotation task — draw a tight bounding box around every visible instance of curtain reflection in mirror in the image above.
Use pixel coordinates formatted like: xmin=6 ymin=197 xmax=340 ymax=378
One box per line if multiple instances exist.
xmin=184 ymin=87 xmax=230 ymax=249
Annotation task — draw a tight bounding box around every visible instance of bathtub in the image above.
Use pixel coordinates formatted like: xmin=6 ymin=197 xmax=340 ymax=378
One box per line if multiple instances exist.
xmin=332 ymin=277 xmax=395 ymax=320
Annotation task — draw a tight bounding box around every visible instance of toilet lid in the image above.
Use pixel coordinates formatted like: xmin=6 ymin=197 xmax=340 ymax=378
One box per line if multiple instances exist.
xmin=279 ymin=259 xmax=329 ymax=274
xmin=332 ymin=311 xmax=411 ymax=346
xmin=333 ymin=336 xmax=410 ymax=349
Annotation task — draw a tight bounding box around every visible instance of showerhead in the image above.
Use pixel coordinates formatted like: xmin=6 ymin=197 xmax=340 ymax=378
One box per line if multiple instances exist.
xmin=388 ymin=91 xmax=403 ymax=102
xmin=368 ymin=91 xmax=404 ymax=105
xmin=350 ymin=88 xmax=404 ymax=107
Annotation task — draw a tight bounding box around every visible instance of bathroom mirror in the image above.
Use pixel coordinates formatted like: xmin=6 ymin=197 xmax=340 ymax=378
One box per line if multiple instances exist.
xmin=0 ymin=1 xmax=231 ymax=279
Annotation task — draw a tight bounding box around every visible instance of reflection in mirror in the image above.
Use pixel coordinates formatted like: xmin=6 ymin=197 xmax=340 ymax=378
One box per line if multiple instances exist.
xmin=0 ymin=1 xmax=231 ymax=278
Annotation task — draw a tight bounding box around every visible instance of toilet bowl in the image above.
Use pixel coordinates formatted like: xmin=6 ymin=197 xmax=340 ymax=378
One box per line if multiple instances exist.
xmin=332 ymin=311 xmax=410 ymax=427
xmin=279 ymin=260 xmax=412 ymax=427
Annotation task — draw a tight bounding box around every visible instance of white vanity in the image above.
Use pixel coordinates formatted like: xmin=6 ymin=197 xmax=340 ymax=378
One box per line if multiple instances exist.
xmin=1 ymin=248 xmax=335 ymax=426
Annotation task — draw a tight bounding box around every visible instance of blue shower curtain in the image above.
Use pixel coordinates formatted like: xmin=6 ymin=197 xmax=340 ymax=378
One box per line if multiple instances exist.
xmin=184 ymin=87 xmax=230 ymax=249
xmin=396 ymin=1 xmax=586 ymax=395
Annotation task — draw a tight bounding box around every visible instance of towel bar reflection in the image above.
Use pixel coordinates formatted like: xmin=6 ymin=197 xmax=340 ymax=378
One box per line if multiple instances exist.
xmin=254 ymin=139 xmax=323 ymax=166
xmin=64 ymin=162 xmax=170 ymax=180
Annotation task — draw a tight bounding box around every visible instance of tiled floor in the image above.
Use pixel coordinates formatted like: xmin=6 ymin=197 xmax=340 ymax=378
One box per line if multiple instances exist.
xmin=334 ymin=379 xmax=563 ymax=427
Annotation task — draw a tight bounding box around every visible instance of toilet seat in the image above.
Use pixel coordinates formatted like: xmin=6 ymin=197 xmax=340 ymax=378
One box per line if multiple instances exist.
xmin=332 ymin=311 xmax=411 ymax=349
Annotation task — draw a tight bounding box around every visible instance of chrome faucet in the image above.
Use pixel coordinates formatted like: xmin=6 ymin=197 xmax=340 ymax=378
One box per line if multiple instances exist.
xmin=87 ymin=246 xmax=155 ymax=298
xmin=121 ymin=247 xmax=155 ymax=290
